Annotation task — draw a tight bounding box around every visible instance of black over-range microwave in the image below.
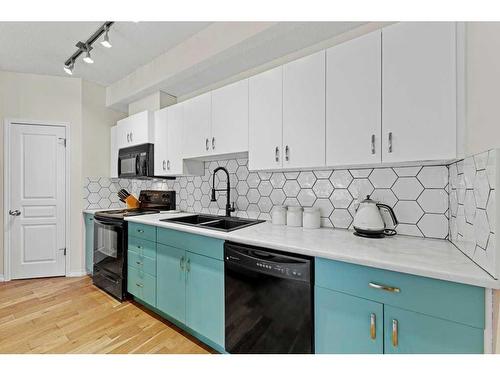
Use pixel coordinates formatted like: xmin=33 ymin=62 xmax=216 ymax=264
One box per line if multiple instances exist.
xmin=118 ymin=143 xmax=156 ymax=179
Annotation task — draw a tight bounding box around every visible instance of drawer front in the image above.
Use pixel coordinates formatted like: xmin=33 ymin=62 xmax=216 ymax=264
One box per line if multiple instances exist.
xmin=128 ymin=236 xmax=156 ymax=260
xmin=128 ymin=222 xmax=156 ymax=242
xmin=127 ymin=266 xmax=156 ymax=307
xmin=157 ymin=228 xmax=224 ymax=260
xmin=128 ymin=250 xmax=156 ymax=276
xmin=315 ymin=258 xmax=485 ymax=329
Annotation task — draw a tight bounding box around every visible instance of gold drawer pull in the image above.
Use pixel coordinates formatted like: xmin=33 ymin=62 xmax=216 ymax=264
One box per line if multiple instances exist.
xmin=370 ymin=313 xmax=376 ymax=340
xmin=392 ymin=319 xmax=398 ymax=347
xmin=368 ymin=282 xmax=400 ymax=293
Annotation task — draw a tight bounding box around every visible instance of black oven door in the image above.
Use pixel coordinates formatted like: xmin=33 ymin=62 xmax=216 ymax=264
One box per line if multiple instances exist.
xmin=93 ymin=217 xmax=126 ymax=277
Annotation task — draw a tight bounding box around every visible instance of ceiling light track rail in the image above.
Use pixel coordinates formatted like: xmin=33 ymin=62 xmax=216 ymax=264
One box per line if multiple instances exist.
xmin=63 ymin=21 xmax=114 ymax=74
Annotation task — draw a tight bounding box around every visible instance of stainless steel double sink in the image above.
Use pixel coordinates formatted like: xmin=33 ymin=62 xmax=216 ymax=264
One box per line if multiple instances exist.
xmin=160 ymin=214 xmax=264 ymax=232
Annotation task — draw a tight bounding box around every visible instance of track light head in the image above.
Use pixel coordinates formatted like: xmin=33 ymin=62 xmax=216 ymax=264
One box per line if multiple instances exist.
xmin=63 ymin=61 xmax=74 ymax=75
xmin=83 ymin=48 xmax=94 ymax=64
xmin=101 ymin=27 xmax=112 ymax=48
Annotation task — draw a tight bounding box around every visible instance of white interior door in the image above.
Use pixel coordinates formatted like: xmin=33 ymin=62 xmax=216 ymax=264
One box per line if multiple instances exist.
xmin=9 ymin=123 xmax=66 ymax=279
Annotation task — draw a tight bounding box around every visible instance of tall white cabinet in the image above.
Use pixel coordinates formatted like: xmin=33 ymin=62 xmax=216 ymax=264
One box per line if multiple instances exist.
xmin=382 ymin=22 xmax=457 ymax=163
xmin=182 ymin=92 xmax=212 ymax=159
xmin=248 ymin=66 xmax=283 ymax=170
xmin=326 ymin=30 xmax=382 ymax=166
xmin=282 ymin=50 xmax=326 ymax=169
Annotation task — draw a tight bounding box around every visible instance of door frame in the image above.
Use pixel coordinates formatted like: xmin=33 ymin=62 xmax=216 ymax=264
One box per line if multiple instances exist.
xmin=3 ymin=118 xmax=71 ymax=281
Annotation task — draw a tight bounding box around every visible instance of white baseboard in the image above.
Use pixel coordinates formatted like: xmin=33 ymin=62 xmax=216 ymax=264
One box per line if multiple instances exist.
xmin=66 ymin=270 xmax=88 ymax=277
xmin=0 ymin=274 xmax=4 ymax=282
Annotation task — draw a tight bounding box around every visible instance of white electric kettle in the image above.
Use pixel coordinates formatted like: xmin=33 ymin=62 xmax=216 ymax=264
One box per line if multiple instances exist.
xmin=353 ymin=195 xmax=398 ymax=238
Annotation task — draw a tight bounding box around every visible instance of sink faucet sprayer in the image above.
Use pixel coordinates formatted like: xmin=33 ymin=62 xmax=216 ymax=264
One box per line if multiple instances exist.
xmin=211 ymin=166 xmax=236 ymax=217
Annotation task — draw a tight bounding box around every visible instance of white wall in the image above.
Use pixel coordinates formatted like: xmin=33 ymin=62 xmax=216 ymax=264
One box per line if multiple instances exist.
xmin=0 ymin=71 xmax=124 ymax=278
xmin=82 ymin=80 xmax=125 ymax=177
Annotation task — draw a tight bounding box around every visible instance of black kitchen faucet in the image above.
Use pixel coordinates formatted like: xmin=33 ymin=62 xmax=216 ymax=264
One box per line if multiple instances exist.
xmin=211 ymin=166 xmax=236 ymax=217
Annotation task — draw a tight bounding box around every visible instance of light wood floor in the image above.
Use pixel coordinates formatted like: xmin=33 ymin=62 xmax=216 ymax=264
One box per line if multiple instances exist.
xmin=0 ymin=276 xmax=213 ymax=354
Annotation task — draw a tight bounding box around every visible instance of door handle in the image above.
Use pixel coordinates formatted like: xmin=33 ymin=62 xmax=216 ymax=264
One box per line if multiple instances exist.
xmin=186 ymin=258 xmax=191 ymax=272
xmin=392 ymin=319 xmax=399 ymax=347
xmin=162 ymin=160 xmax=166 ymax=171
xmin=370 ymin=313 xmax=376 ymax=340
xmin=368 ymin=282 xmax=400 ymax=293
xmin=130 ymin=132 xmax=133 ymax=142
xmin=285 ymin=145 xmax=289 ymax=161
xmin=275 ymin=146 xmax=279 ymax=162
xmin=180 ymin=256 xmax=185 ymax=271
xmin=371 ymin=134 xmax=376 ymax=155
xmin=205 ymin=138 xmax=209 ymax=151
xmin=212 ymin=137 xmax=215 ymax=150
xmin=127 ymin=133 xmax=130 ymax=142
xmin=388 ymin=132 xmax=393 ymax=153
xmin=167 ymin=160 xmax=170 ymax=170
xmin=9 ymin=210 xmax=21 ymax=216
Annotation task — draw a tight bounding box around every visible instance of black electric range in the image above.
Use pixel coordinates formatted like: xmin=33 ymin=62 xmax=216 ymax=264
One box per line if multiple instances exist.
xmin=92 ymin=190 xmax=176 ymax=301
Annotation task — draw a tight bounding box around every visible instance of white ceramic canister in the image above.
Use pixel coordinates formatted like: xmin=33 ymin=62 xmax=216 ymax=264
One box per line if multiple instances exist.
xmin=271 ymin=206 xmax=287 ymax=225
xmin=287 ymin=206 xmax=303 ymax=227
xmin=303 ymin=207 xmax=320 ymax=229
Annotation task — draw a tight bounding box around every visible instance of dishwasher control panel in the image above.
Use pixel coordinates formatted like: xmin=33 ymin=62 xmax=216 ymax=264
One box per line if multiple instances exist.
xmin=225 ymin=244 xmax=311 ymax=282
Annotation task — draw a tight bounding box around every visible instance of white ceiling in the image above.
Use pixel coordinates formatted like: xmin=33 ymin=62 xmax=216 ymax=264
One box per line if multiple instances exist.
xmin=0 ymin=21 xmax=212 ymax=85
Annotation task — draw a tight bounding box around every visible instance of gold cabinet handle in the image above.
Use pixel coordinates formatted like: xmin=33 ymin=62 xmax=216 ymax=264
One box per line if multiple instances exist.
xmin=136 ymin=283 xmax=143 ymax=288
xmin=368 ymin=282 xmax=400 ymax=293
xmin=392 ymin=319 xmax=398 ymax=347
xmin=179 ymin=256 xmax=185 ymax=271
xmin=186 ymin=258 xmax=191 ymax=272
xmin=370 ymin=313 xmax=376 ymax=340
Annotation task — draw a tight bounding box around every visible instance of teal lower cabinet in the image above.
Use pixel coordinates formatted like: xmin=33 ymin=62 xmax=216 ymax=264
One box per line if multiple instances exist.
xmin=383 ymin=306 xmax=484 ymax=354
xmin=128 ymin=225 xmax=225 ymax=351
xmin=84 ymin=213 xmax=94 ymax=275
xmin=185 ymin=252 xmax=225 ymax=347
xmin=315 ymin=257 xmax=485 ymax=354
xmin=157 ymin=244 xmax=186 ymax=324
xmin=315 ymin=287 xmax=383 ymax=354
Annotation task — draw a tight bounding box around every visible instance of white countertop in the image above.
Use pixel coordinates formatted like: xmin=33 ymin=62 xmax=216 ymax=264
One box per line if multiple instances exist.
xmin=124 ymin=212 xmax=498 ymax=288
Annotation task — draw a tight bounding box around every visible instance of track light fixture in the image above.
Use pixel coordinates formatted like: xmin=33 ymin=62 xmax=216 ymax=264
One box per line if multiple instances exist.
xmin=63 ymin=60 xmax=74 ymax=75
xmin=63 ymin=21 xmax=114 ymax=75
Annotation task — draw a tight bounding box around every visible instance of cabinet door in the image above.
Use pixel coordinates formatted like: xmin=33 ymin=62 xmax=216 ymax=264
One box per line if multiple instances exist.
xmin=384 ymin=306 xmax=483 ymax=354
xmin=248 ymin=66 xmax=283 ymax=170
xmin=186 ymin=252 xmax=224 ymax=347
xmin=128 ymin=111 xmax=155 ymax=146
xmin=283 ymin=50 xmax=326 ymax=169
xmin=156 ymin=244 xmax=186 ymax=324
xmin=110 ymin=126 xmax=118 ymax=178
xmin=116 ymin=117 xmax=132 ymax=149
xmin=211 ymin=79 xmax=249 ymax=155
xmin=326 ymin=30 xmax=382 ymax=166
xmin=166 ymin=103 xmax=186 ymax=175
xmin=382 ymin=22 xmax=456 ymax=163
xmin=315 ymin=287 xmax=383 ymax=354
xmin=84 ymin=214 xmax=94 ymax=275
xmin=182 ymin=92 xmax=212 ymax=158
xmin=154 ymin=108 xmax=169 ymax=176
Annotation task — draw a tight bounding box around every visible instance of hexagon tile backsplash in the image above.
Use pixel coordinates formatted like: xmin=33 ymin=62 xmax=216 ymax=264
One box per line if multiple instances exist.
xmin=84 ymin=158 xmax=451 ymax=239
xmin=449 ymin=149 xmax=498 ymax=278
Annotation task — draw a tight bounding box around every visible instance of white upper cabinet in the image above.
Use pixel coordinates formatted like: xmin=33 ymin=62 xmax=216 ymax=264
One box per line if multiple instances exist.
xmin=154 ymin=108 xmax=169 ymax=176
xmin=326 ymin=30 xmax=382 ymax=166
xmin=283 ymin=50 xmax=326 ymax=169
xmin=382 ymin=22 xmax=457 ymax=163
xmin=182 ymin=92 xmax=212 ymax=159
xmin=155 ymin=104 xmax=204 ymax=177
xmin=116 ymin=110 xmax=155 ymax=149
xmin=248 ymin=66 xmax=283 ymax=170
xmin=110 ymin=125 xmax=118 ymax=178
xmin=211 ymin=79 xmax=249 ymax=155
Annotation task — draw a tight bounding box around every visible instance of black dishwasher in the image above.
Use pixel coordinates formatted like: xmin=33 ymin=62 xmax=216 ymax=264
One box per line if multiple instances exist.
xmin=224 ymin=241 xmax=313 ymax=354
